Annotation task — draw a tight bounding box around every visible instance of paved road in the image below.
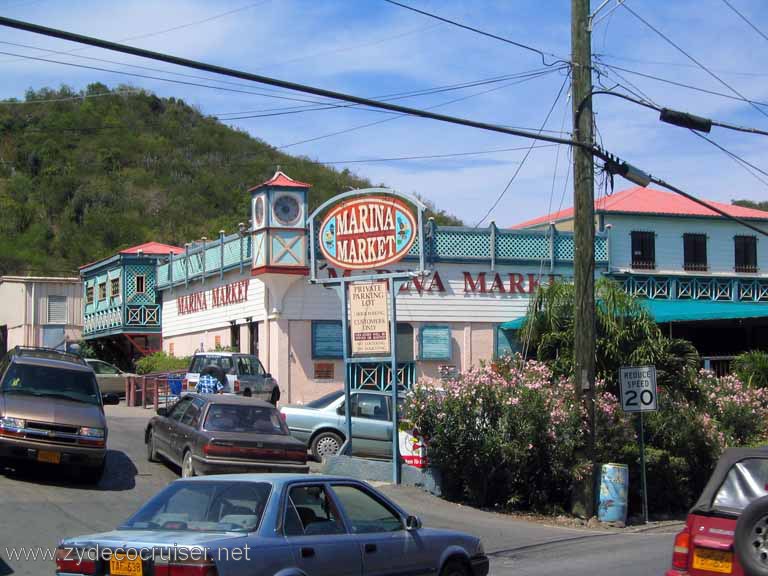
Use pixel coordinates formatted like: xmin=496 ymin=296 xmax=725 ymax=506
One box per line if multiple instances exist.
xmin=0 ymin=404 xmax=674 ymax=575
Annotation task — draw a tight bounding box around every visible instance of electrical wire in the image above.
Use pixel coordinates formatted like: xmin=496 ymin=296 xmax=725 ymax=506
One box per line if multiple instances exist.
xmin=720 ymin=0 xmax=768 ymax=43
xmin=382 ymin=0 xmax=569 ymax=67
xmin=620 ymin=2 xmax=768 ymax=120
xmin=595 ymin=53 xmax=768 ymax=78
xmin=311 ymin=144 xmax=558 ymax=165
xmin=474 ymin=73 xmax=570 ymax=227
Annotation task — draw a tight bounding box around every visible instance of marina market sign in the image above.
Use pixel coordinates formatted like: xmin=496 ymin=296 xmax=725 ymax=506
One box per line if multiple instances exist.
xmin=318 ymin=196 xmax=417 ymax=270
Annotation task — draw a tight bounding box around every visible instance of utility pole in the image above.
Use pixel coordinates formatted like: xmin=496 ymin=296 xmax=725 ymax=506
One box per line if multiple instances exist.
xmin=571 ymin=0 xmax=597 ymax=519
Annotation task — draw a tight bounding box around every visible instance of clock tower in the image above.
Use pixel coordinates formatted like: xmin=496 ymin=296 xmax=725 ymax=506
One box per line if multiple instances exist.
xmin=250 ymin=170 xmax=309 ymax=275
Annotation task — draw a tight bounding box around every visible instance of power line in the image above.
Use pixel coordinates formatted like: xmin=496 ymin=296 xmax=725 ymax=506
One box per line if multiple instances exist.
xmin=719 ymin=0 xmax=768 ymax=43
xmin=621 ymin=2 xmax=768 ymax=120
xmin=0 ymin=17 xmax=582 ymax=150
xmin=311 ymin=144 xmax=559 ymax=165
xmin=595 ymin=53 xmax=768 ymax=78
xmin=475 ymin=73 xmax=570 ymax=227
xmin=382 ymin=0 xmax=569 ymax=67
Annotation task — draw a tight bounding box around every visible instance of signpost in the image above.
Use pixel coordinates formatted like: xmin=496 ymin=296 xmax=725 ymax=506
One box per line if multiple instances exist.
xmin=619 ymin=365 xmax=658 ymax=524
xmin=308 ymin=189 xmax=428 ymax=484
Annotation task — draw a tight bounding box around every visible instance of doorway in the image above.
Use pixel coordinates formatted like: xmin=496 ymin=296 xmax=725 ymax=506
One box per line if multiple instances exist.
xmin=230 ymin=322 xmax=241 ymax=352
xmin=249 ymin=321 xmax=260 ymax=357
xmin=0 ymin=325 xmax=6 ymax=357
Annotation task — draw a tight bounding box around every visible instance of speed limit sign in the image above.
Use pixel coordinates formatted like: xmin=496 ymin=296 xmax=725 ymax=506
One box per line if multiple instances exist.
xmin=619 ymin=366 xmax=658 ymax=413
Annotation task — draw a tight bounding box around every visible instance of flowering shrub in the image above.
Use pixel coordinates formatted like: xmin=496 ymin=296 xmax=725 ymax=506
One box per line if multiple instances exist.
xmin=405 ymin=356 xmax=768 ymax=514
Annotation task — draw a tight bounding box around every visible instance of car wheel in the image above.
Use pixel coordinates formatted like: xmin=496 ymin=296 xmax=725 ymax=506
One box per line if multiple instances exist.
xmin=181 ymin=450 xmax=196 ymax=478
xmin=311 ymin=431 xmax=343 ymax=461
xmin=736 ymin=495 xmax=768 ymax=576
xmin=269 ymin=387 xmax=280 ymax=406
xmin=440 ymin=559 xmax=469 ymax=576
xmin=146 ymin=429 xmax=159 ymax=463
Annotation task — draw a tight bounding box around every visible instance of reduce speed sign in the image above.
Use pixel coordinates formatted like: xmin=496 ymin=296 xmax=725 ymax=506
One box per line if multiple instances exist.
xmin=619 ymin=366 xmax=658 ymax=413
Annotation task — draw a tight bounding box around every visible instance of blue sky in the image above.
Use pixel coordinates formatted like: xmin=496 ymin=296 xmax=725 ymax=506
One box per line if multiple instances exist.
xmin=0 ymin=0 xmax=766 ymax=227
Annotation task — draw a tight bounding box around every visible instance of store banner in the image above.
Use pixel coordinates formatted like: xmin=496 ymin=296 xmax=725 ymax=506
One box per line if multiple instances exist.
xmin=349 ymin=280 xmax=390 ymax=356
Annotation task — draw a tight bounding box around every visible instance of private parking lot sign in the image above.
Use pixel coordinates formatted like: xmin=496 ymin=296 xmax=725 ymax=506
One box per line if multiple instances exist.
xmin=619 ymin=366 xmax=658 ymax=413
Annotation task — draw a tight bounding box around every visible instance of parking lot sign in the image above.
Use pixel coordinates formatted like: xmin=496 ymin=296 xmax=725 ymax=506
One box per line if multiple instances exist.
xmin=619 ymin=366 xmax=658 ymax=413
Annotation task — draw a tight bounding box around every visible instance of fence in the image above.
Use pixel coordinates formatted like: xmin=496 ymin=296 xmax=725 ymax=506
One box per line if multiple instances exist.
xmin=126 ymin=370 xmax=187 ymax=410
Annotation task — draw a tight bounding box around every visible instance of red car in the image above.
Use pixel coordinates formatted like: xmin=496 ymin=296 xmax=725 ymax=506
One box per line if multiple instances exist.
xmin=666 ymin=447 xmax=768 ymax=576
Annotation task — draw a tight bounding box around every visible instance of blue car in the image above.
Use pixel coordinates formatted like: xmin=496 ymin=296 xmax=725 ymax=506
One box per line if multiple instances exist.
xmin=55 ymin=474 xmax=489 ymax=576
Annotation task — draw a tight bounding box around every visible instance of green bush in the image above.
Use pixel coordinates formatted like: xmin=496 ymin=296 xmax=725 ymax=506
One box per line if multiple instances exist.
xmin=733 ymin=350 xmax=768 ymax=389
xmin=135 ymin=352 xmax=190 ymax=375
xmin=407 ymin=357 xmax=767 ymax=516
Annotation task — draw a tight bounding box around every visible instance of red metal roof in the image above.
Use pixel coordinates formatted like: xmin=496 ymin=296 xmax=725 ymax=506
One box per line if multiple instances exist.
xmin=120 ymin=242 xmax=185 ymax=255
xmin=248 ymin=170 xmax=311 ymax=192
xmin=513 ymin=186 xmax=768 ymax=229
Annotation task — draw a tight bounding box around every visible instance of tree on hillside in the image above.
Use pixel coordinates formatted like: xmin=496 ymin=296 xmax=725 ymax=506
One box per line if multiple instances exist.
xmin=733 ymin=199 xmax=768 ymax=212
xmin=0 ymin=84 xmax=463 ymax=276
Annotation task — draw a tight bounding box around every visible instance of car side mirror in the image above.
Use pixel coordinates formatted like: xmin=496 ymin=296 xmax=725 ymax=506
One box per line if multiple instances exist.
xmin=406 ymin=515 xmax=422 ymax=531
xmin=156 ymin=407 xmax=169 ymax=417
xmin=102 ymin=393 xmax=120 ymax=406
xmin=264 ymin=373 xmax=272 ymax=379
xmin=337 ymin=404 xmax=345 ymax=415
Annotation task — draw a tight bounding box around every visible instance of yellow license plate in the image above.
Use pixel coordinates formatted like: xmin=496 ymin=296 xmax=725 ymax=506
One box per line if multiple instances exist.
xmin=110 ymin=555 xmax=143 ymax=576
xmin=37 ymin=450 xmax=61 ymax=464
xmin=692 ymin=548 xmax=733 ymax=574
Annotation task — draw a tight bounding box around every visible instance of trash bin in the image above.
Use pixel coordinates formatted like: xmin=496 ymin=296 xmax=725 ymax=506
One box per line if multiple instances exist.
xmin=168 ymin=375 xmax=183 ymax=397
xmin=598 ymin=463 xmax=629 ymax=523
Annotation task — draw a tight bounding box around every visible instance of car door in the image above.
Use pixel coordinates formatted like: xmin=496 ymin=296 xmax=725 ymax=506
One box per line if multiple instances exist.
xmin=329 ymin=482 xmax=431 ymax=576
xmin=283 ymin=483 xmax=362 ymax=576
xmin=235 ymin=355 xmax=267 ymax=399
xmin=170 ymin=398 xmax=205 ymax=462
xmin=350 ymin=393 xmax=393 ymax=458
xmin=89 ymin=360 xmax=125 ymax=395
xmin=156 ymin=396 xmax=194 ymax=461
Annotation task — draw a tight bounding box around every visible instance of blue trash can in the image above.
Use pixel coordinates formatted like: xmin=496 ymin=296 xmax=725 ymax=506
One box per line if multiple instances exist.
xmin=598 ymin=463 xmax=629 ymax=523
xmin=168 ymin=375 xmax=183 ymax=396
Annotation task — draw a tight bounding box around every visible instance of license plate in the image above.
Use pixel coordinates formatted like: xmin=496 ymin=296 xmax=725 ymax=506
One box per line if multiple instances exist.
xmin=110 ymin=555 xmax=143 ymax=576
xmin=37 ymin=450 xmax=61 ymax=464
xmin=692 ymin=548 xmax=733 ymax=574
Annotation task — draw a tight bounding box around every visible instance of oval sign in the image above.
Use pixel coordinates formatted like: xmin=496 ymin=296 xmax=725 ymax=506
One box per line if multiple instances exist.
xmin=319 ymin=196 xmax=417 ymax=270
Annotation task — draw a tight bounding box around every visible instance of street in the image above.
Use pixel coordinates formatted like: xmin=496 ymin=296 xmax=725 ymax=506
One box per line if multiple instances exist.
xmin=0 ymin=404 xmax=674 ymax=576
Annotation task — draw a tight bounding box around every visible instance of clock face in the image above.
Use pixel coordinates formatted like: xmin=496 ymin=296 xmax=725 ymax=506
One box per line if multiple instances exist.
xmin=274 ymin=194 xmax=301 ymax=226
xmin=253 ymin=196 xmax=264 ymax=227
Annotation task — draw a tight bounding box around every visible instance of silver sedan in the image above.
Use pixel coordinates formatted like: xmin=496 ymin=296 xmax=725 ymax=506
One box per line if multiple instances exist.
xmin=55 ymin=474 xmax=489 ymax=576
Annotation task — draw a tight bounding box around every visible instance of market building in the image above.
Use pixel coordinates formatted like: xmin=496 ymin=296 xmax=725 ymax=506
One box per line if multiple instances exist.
xmin=0 ymin=276 xmax=83 ymax=354
xmin=79 ymin=172 xmax=767 ymax=403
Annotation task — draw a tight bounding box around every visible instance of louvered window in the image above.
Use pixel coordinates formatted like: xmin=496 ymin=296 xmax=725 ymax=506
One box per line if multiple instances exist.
xmin=47 ymin=295 xmax=67 ymax=325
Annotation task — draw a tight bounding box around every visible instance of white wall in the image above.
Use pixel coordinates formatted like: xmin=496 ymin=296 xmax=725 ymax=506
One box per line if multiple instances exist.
xmin=607 ymin=214 xmax=768 ymax=276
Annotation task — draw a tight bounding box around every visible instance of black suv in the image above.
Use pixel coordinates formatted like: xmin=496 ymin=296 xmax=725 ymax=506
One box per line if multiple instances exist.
xmin=0 ymin=347 xmax=119 ymax=482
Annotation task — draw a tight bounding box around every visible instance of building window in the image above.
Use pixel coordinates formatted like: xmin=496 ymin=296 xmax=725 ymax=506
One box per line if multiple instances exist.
xmin=396 ymin=323 xmax=414 ymax=363
xmin=169 ymin=343 xmax=175 ymax=357
xmin=214 ymin=335 xmax=222 ymax=349
xmin=98 ymin=282 xmax=107 ymax=301
xmin=135 ymin=275 xmax=146 ymax=294
xmin=110 ymin=277 xmax=120 ymax=298
xmin=312 ymin=321 xmax=344 ymax=359
xmin=631 ymin=231 xmax=656 ymax=270
xmin=735 ymin=235 xmax=758 ymax=272
xmin=47 ymin=295 xmax=67 ymax=325
xmin=683 ymin=233 xmax=707 ymax=271
xmin=419 ymin=325 xmax=452 ymax=361
xmin=85 ymin=286 xmax=94 ymax=305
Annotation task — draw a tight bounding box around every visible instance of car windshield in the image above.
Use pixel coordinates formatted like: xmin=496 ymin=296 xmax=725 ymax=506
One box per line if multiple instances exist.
xmin=121 ymin=481 xmax=271 ymax=533
xmin=204 ymin=404 xmax=288 ymax=435
xmin=713 ymin=458 xmax=768 ymax=512
xmin=1 ymin=363 xmax=101 ymax=406
xmin=306 ymin=390 xmax=344 ymax=409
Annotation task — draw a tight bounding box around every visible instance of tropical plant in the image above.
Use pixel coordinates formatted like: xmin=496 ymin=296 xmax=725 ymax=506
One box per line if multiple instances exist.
xmin=733 ymin=350 xmax=768 ymax=389
xmin=135 ymin=352 xmax=190 ymax=375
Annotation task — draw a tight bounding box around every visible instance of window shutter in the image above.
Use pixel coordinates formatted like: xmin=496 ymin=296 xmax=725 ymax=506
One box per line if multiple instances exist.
xmin=47 ymin=295 xmax=67 ymax=325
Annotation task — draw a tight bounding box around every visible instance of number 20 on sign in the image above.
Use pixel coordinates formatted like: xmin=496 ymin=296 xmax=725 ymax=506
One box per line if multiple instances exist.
xmin=619 ymin=366 xmax=658 ymax=413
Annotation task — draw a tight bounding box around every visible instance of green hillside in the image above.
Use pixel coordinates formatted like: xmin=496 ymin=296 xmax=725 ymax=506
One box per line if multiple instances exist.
xmin=0 ymin=84 xmax=460 ymax=276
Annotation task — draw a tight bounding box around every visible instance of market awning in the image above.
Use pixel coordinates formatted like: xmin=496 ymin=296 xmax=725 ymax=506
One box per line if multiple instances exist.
xmin=639 ymin=299 xmax=768 ymax=323
xmin=499 ymin=300 xmax=768 ymax=330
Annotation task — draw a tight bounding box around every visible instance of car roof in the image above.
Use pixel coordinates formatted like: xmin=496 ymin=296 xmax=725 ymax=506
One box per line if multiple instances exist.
xmin=180 ymin=473 xmax=372 ymax=487
xmin=10 ymin=355 xmax=93 ymax=373
xmin=182 ymin=392 xmax=274 ymax=407
xmin=192 ymin=352 xmax=249 ymax=357
xmin=691 ymin=446 xmax=768 ymax=514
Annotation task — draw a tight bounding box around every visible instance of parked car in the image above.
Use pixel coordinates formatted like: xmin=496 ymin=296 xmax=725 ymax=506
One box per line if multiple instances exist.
xmin=185 ymin=352 xmax=280 ymax=404
xmin=85 ymin=358 xmax=131 ymax=396
xmin=665 ymin=446 xmax=768 ymax=576
xmin=145 ymin=392 xmax=308 ymax=477
xmin=0 ymin=346 xmax=119 ymax=483
xmin=55 ymin=474 xmax=489 ymax=576
xmin=281 ymin=390 xmax=404 ymax=461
